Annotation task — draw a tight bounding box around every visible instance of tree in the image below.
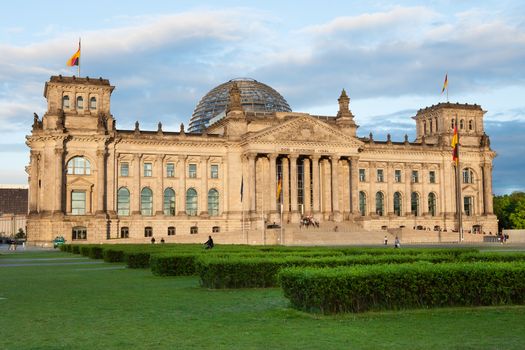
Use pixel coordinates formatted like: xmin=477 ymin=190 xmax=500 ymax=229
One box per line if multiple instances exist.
xmin=15 ymin=228 xmax=26 ymax=239
xmin=493 ymin=192 xmax=525 ymax=230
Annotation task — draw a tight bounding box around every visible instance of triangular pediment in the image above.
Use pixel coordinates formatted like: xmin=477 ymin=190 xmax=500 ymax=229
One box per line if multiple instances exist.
xmin=245 ymin=115 xmax=363 ymax=148
xmin=68 ymin=176 xmax=94 ymax=187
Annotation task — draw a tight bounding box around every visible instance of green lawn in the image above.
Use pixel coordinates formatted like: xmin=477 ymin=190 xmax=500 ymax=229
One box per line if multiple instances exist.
xmin=1 ymin=250 xmax=525 ymax=349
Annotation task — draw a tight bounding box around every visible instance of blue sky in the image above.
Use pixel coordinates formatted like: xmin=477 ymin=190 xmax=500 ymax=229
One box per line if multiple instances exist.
xmin=0 ymin=0 xmax=524 ymax=194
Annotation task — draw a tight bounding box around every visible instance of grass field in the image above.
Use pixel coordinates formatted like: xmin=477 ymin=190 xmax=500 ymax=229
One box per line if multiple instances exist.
xmin=1 ymin=249 xmax=525 ymax=349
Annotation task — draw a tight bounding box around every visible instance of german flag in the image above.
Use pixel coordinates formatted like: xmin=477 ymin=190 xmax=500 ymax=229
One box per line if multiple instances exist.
xmin=451 ymin=122 xmax=459 ymax=164
xmin=67 ymin=40 xmax=80 ymax=67
xmin=276 ymin=175 xmax=282 ymax=201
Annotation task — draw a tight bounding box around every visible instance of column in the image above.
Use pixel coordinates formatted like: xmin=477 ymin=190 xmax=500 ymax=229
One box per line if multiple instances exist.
xmin=282 ymin=156 xmax=290 ymax=213
xmin=303 ymin=157 xmax=311 ymax=215
xmin=350 ymin=156 xmax=359 ymax=215
xmin=269 ymin=154 xmax=277 ymax=213
xmin=132 ymin=153 xmax=142 ymax=215
xmin=54 ymin=148 xmax=64 ymax=214
xmin=421 ymin=164 xmax=428 ymax=216
xmin=311 ymin=155 xmax=320 ymax=214
xmin=155 ymin=154 xmax=164 ymax=215
xmin=404 ymin=164 xmax=411 ymax=216
xmin=289 ymin=154 xmax=298 ymax=214
xmin=368 ymin=162 xmax=376 ymax=215
xmin=29 ymin=151 xmax=39 ymax=213
xmin=200 ymin=156 xmax=209 ymax=215
xmin=483 ymin=163 xmax=494 ymax=214
xmin=386 ymin=162 xmax=393 ymax=215
xmin=331 ymin=155 xmax=341 ymax=220
xmin=248 ymin=153 xmax=257 ymax=213
xmin=96 ymin=149 xmax=107 ymax=214
xmin=177 ymin=156 xmax=186 ymax=215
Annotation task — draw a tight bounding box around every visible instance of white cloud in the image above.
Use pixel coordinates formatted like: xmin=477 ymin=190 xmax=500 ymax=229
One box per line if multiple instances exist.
xmin=301 ymin=6 xmax=437 ymax=35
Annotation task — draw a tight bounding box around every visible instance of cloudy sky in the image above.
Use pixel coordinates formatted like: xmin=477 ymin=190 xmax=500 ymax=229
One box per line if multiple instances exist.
xmin=0 ymin=0 xmax=524 ymax=194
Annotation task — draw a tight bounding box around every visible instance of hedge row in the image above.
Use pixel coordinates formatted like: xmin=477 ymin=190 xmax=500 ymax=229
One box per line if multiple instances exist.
xmin=278 ymin=262 xmax=525 ymax=313
xmin=196 ymin=254 xmax=458 ymax=289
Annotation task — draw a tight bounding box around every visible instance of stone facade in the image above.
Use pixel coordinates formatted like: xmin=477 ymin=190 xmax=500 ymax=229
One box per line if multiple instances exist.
xmin=25 ymin=76 xmax=498 ymax=246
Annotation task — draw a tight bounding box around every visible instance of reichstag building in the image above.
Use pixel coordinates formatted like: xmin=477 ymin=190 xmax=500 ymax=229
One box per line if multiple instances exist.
xmin=26 ymin=75 xmax=497 ymax=245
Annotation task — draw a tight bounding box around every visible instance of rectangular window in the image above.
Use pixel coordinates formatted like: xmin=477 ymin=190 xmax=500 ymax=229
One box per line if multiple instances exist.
xmin=190 ymin=226 xmax=198 ymax=234
xmin=168 ymin=226 xmax=176 ymax=236
xmin=429 ymin=171 xmax=436 ymax=184
xmin=144 ymin=227 xmax=153 ymax=237
xmin=212 ymin=226 xmax=220 ymax=233
xmin=120 ymin=227 xmax=129 ymax=238
xmin=166 ymin=163 xmax=175 ymax=177
xmin=394 ymin=169 xmax=402 ymax=183
xmin=120 ymin=162 xmax=129 ymax=177
xmin=71 ymin=191 xmax=86 ymax=215
xmin=411 ymin=170 xmax=419 ymax=183
xmin=210 ymin=164 xmax=219 ymax=179
xmin=144 ymin=163 xmax=152 ymax=177
xmin=189 ymin=164 xmax=197 ymax=178
xmin=376 ymin=169 xmax=384 ymax=183
xmin=359 ymin=169 xmax=366 ymax=182
xmin=464 ymin=196 xmax=473 ymax=216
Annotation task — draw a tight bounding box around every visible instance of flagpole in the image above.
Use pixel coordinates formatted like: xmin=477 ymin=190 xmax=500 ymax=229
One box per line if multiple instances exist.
xmin=454 ymin=114 xmax=463 ymax=242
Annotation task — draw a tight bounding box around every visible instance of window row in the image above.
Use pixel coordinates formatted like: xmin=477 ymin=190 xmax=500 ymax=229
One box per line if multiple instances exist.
xmin=62 ymin=95 xmax=97 ymax=110
xmin=358 ymin=191 xmax=438 ymax=217
xmin=451 ymin=119 xmax=475 ymax=131
xmin=117 ymin=187 xmax=220 ymax=217
xmin=120 ymin=162 xmax=219 ymax=179
xmin=119 ymin=225 xmax=221 ymax=238
xmin=71 ymin=225 xmax=222 ymax=240
xmin=359 ymin=169 xmax=437 ymax=184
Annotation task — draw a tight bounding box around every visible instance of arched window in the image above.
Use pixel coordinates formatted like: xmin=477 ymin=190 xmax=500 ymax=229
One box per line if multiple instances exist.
xmin=462 ymin=168 xmax=474 ymax=184
xmin=460 ymin=119 xmax=464 ymax=129
xmin=76 ymin=96 xmax=84 ymax=110
xmin=67 ymin=156 xmax=91 ymax=175
xmin=117 ymin=187 xmax=130 ymax=216
xmin=428 ymin=192 xmax=437 ymax=216
xmin=375 ymin=192 xmax=384 ymax=216
xmin=423 ymin=121 xmax=427 ymax=135
xmin=89 ymin=97 xmax=97 ymax=110
xmin=359 ymin=191 xmax=366 ymax=216
xmin=411 ymin=192 xmax=420 ymax=216
xmin=186 ymin=188 xmax=198 ymax=216
xmin=393 ymin=192 xmax=402 ymax=216
xmin=429 ymin=119 xmax=433 ymax=133
xmin=208 ymin=189 xmax=219 ymax=216
xmin=435 ymin=118 xmax=438 ymax=131
xmin=163 ymin=188 xmax=175 ymax=216
xmin=62 ymin=95 xmax=70 ymax=109
xmin=141 ymin=187 xmax=153 ymax=216
xmin=72 ymin=226 xmax=87 ymax=240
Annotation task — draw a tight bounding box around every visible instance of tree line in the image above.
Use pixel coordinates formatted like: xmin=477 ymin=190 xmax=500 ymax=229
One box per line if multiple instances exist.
xmin=493 ymin=191 xmax=525 ymax=230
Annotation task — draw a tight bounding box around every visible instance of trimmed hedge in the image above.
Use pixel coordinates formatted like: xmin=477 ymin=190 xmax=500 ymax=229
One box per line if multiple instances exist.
xmin=278 ymin=262 xmax=525 ymax=313
xmin=150 ymin=253 xmax=198 ymax=276
xmin=196 ymin=254 xmax=455 ymax=289
xmin=126 ymin=252 xmax=152 ymax=268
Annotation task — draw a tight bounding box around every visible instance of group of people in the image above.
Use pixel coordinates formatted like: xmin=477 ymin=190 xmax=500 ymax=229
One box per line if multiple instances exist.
xmin=384 ymin=235 xmax=401 ymax=248
xmin=300 ymin=216 xmax=320 ymax=229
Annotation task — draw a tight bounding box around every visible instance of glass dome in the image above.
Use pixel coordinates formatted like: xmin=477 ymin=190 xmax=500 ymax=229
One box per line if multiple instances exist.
xmin=188 ymin=78 xmax=292 ymax=133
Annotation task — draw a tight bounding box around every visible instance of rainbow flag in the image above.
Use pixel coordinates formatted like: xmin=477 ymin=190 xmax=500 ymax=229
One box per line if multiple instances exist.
xmin=67 ymin=40 xmax=81 ymax=67
xmin=441 ymin=73 xmax=448 ymax=94
xmin=451 ymin=122 xmax=459 ymax=164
